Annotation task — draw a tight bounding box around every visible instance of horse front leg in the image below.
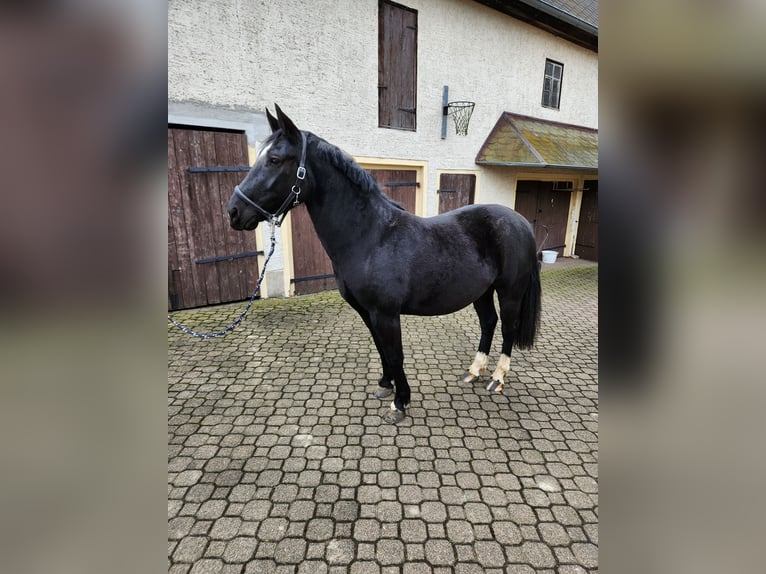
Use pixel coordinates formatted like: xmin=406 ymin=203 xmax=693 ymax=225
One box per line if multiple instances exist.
xmin=368 ymin=312 xmax=410 ymax=424
xmin=369 ymin=329 xmax=395 ymax=399
xmin=345 ymin=295 xmax=394 ymax=398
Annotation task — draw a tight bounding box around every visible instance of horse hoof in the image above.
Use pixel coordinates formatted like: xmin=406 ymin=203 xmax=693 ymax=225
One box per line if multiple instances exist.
xmin=461 ymin=372 xmax=477 ymax=384
xmin=383 ymin=408 xmax=406 ymax=424
xmin=486 ymin=380 xmax=505 ymax=393
xmin=374 ymin=386 xmax=393 ymax=399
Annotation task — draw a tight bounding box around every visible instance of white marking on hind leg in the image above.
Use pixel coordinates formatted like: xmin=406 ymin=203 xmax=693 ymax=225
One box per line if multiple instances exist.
xmin=462 ymin=352 xmax=488 ymax=383
xmin=487 ymin=353 xmax=511 ymax=392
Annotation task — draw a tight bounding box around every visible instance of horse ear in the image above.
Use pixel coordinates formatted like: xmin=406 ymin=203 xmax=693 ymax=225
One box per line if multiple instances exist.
xmin=265 ymin=108 xmax=279 ymax=132
xmin=274 ymin=103 xmax=301 ymax=143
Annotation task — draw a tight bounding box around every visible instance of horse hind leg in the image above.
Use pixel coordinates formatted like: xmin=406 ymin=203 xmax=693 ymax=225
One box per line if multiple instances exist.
xmin=487 ymin=293 xmax=522 ymax=393
xmin=462 ymin=289 xmax=497 ymax=384
xmin=489 ymin=262 xmax=542 ymax=393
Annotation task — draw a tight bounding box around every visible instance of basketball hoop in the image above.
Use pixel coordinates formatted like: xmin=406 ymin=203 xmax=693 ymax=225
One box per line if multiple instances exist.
xmin=444 ymin=101 xmax=475 ymax=136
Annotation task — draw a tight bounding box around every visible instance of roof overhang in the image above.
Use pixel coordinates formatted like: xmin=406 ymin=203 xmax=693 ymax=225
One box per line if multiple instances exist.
xmin=473 ymin=0 xmax=598 ymax=52
xmin=475 ymin=112 xmax=598 ymax=170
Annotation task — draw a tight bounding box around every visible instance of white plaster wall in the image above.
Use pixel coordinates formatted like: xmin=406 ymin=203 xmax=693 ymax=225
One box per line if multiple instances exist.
xmin=168 ymin=0 xmax=597 ymax=168
xmin=169 ymin=0 xmax=598 ymax=284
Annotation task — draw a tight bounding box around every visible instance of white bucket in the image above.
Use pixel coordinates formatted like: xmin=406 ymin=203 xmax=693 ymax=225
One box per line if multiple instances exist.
xmin=541 ymin=250 xmax=558 ymax=264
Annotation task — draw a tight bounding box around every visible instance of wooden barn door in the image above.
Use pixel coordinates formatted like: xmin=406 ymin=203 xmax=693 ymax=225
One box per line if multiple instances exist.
xmin=289 ymin=204 xmax=337 ymax=295
xmin=168 ymin=126 xmax=259 ymax=310
xmin=515 ymin=180 xmax=572 ymax=255
xmin=368 ymin=169 xmax=418 ymax=213
xmin=289 ymin=168 xmax=418 ymax=295
xmin=438 ymin=173 xmax=475 ymax=213
xmin=575 ymin=180 xmax=598 ymax=261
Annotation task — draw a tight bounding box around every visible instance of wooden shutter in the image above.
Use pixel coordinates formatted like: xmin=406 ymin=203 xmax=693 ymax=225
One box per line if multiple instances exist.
xmin=378 ymin=0 xmax=417 ymax=130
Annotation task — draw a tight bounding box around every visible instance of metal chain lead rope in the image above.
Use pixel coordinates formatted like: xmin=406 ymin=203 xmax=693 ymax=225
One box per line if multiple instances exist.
xmin=167 ymin=222 xmax=278 ymax=339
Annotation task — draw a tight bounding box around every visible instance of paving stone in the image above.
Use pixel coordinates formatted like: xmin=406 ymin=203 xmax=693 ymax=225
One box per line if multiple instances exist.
xmin=539 ymin=522 xmax=571 ymax=546
xmin=306 ymin=518 xmax=334 ymax=541
xmin=257 ymin=518 xmax=288 ymax=542
xmin=402 ymin=563 xmax=432 ymax=574
xmin=189 ymin=558 xmax=223 ymax=574
xmin=298 ymin=562 xmax=328 ymax=574
xmin=273 ymin=538 xmax=307 ymax=564
xmin=169 ymin=517 xmax=196 ymax=540
xmin=464 ymin=502 xmax=492 ymax=524
xmin=420 ymin=501 xmax=447 ymax=523
xmin=405 ymin=542 xmax=425 ymax=561
xmin=520 ymin=541 xmax=556 ymax=568
xmin=571 ymin=542 xmax=599 ymax=568
xmin=398 ymin=484 xmax=423 ymax=504
xmin=474 ymin=540 xmax=506 ymax=567
xmin=168 ymin=264 xmax=599 ymax=573
xmin=563 ymin=490 xmax=595 ymax=509
xmin=326 ymin=539 xmax=355 ymax=565
xmin=198 ymin=500 xmax=227 ymax=520
xmin=242 ymin=500 xmax=271 ymax=521
xmin=424 ymin=539 xmax=455 ymax=566
xmin=223 ymin=537 xmax=257 ymax=563
xmin=173 ymin=536 xmax=207 ymax=563
xmin=353 ymin=519 xmax=381 ymax=542
xmin=333 ymin=500 xmax=359 ymax=521
xmin=376 ymin=539 xmax=405 ymax=565
xmin=245 ymin=559 xmax=276 ymax=574
xmin=491 ymin=520 xmax=522 ymax=545
xmin=445 ymin=520 xmax=474 ymax=544
xmin=376 ymin=501 xmax=402 ymax=522
xmin=557 ymin=566 xmax=588 ymax=574
xmin=175 ymin=470 xmax=203 ymax=487
xmin=350 ymin=561 xmax=380 ymax=574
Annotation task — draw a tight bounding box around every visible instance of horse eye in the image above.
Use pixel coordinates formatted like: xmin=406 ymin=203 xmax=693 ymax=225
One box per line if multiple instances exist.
xmin=269 ymin=157 xmax=280 ymax=165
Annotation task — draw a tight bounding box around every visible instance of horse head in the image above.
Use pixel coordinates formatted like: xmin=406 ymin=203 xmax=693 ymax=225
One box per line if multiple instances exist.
xmin=227 ymin=104 xmax=307 ymax=230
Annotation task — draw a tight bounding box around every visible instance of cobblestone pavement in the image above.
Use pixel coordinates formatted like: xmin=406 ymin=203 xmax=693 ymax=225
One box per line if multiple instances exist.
xmin=168 ymin=260 xmax=598 ymax=574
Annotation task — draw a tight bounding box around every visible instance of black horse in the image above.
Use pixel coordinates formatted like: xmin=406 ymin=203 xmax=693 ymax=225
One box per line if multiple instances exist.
xmin=228 ymin=105 xmax=541 ymax=424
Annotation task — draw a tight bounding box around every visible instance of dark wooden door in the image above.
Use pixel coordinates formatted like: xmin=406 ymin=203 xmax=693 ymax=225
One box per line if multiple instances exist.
xmin=289 ymin=203 xmax=337 ymax=295
xmin=575 ymin=180 xmax=598 ymax=260
xmin=368 ymin=169 xmax=418 ymax=213
xmin=438 ymin=173 xmax=475 ymax=213
xmin=168 ymin=126 xmax=259 ymax=310
xmin=290 ymin=168 xmax=418 ymax=295
xmin=515 ymin=180 xmax=571 ymax=255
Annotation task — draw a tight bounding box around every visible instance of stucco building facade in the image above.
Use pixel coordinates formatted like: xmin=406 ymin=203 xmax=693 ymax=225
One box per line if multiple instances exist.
xmin=168 ymin=0 xmax=598 ymax=304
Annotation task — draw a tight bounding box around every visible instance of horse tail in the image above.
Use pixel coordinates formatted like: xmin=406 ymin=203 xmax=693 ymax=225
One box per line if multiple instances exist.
xmin=514 ymin=259 xmax=542 ymax=350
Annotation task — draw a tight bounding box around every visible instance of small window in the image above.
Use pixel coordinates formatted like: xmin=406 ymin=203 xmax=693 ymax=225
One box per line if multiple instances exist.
xmin=378 ymin=0 xmax=418 ymax=131
xmin=542 ymin=59 xmax=563 ymax=109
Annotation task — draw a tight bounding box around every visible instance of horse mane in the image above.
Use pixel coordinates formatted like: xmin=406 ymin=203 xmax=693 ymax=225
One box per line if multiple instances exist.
xmin=311 ymin=134 xmax=405 ymax=211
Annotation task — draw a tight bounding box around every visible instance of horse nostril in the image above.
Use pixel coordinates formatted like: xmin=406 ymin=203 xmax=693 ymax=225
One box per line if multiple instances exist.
xmin=228 ymin=206 xmax=239 ymax=222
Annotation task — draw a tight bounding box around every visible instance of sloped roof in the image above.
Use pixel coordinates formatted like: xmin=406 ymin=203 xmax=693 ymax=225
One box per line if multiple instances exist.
xmin=476 ymin=112 xmax=598 ymax=169
xmin=473 ymin=0 xmax=598 ymax=51
xmin=537 ymin=0 xmax=598 ymax=29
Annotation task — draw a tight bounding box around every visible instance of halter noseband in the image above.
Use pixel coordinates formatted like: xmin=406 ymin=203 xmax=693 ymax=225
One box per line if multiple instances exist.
xmin=234 ymin=131 xmax=307 ymax=227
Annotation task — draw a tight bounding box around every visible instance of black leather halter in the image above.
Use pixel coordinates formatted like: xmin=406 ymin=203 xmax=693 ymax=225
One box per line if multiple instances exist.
xmin=233 ymin=131 xmax=307 ymax=227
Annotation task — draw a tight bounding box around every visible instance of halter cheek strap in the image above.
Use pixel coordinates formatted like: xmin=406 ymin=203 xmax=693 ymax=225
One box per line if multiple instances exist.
xmin=234 ymin=131 xmax=307 ymax=227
